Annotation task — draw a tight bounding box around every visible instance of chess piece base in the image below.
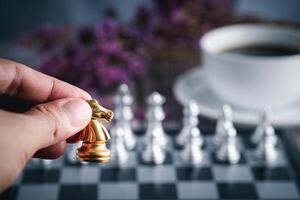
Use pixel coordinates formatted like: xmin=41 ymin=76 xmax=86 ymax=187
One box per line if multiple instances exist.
xmin=76 ymin=142 xmax=111 ymax=163
xmin=216 ymin=148 xmax=240 ymax=164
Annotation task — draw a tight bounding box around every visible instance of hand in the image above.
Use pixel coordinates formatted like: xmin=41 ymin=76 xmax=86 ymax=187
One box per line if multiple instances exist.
xmin=0 ymin=59 xmax=92 ymax=191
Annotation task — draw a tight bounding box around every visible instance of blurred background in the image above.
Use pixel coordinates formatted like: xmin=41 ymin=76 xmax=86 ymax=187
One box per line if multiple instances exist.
xmin=1 ymin=0 xmax=300 ymax=128
xmin=1 ymin=1 xmax=300 ymax=200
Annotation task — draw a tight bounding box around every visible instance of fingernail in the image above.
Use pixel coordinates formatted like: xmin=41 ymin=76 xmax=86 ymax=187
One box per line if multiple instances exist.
xmin=62 ymin=99 xmax=91 ymax=128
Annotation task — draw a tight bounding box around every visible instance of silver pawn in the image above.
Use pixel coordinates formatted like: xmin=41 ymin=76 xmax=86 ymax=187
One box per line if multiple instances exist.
xmin=144 ymin=92 xmax=168 ymax=148
xmin=216 ymin=125 xmax=240 ymax=164
xmin=110 ymin=124 xmax=129 ymax=164
xmin=176 ymin=100 xmax=201 ymax=147
xmin=180 ymin=123 xmax=204 ymax=165
xmin=31 ymin=158 xmax=52 ymax=168
xmin=142 ymin=126 xmax=166 ymax=164
xmin=114 ymin=84 xmax=136 ymax=150
xmin=255 ymin=124 xmax=278 ymax=162
xmin=67 ymin=143 xmax=81 ymax=164
xmin=213 ymin=104 xmax=234 ymax=146
xmin=251 ymin=107 xmax=273 ymax=145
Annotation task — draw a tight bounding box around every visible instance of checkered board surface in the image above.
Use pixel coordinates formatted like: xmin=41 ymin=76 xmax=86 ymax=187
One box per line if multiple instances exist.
xmin=1 ymin=130 xmax=300 ymax=200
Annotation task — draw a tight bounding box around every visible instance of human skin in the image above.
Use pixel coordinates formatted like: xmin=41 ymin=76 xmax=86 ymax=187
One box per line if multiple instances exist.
xmin=0 ymin=58 xmax=92 ymax=191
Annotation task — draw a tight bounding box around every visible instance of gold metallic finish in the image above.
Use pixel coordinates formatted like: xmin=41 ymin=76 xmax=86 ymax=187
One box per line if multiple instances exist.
xmin=76 ymin=142 xmax=111 ymax=163
xmin=76 ymin=99 xmax=113 ymax=163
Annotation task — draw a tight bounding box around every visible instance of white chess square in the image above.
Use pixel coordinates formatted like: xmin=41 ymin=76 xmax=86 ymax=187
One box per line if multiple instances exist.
xmin=256 ymin=182 xmax=300 ymax=199
xmin=212 ymin=165 xmax=253 ymax=182
xmin=137 ymin=166 xmax=176 ymax=183
xmin=177 ymin=182 xmax=219 ymax=199
xmin=98 ymin=183 xmax=138 ymax=199
xmin=60 ymin=166 xmax=100 ymax=184
xmin=18 ymin=184 xmax=58 ymax=200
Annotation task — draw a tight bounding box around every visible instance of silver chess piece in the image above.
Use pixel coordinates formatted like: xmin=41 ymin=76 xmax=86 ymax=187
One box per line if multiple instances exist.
xmin=144 ymin=92 xmax=168 ymax=148
xmin=216 ymin=124 xmax=240 ymax=164
xmin=176 ymin=100 xmax=202 ymax=147
xmin=180 ymin=122 xmax=204 ymax=165
xmin=251 ymin=107 xmax=274 ymax=145
xmin=142 ymin=125 xmax=166 ymax=164
xmin=213 ymin=104 xmax=234 ymax=146
xmin=110 ymin=124 xmax=129 ymax=164
xmin=31 ymin=158 xmax=52 ymax=168
xmin=254 ymin=123 xmax=278 ymax=162
xmin=113 ymin=84 xmax=136 ymax=150
xmin=68 ymin=143 xmax=82 ymax=164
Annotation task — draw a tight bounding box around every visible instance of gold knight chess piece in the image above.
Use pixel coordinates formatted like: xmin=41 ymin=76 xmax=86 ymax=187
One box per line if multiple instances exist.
xmin=76 ymin=99 xmax=113 ymax=163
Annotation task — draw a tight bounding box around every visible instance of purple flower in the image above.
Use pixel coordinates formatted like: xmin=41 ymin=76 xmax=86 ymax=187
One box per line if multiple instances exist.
xmin=100 ymin=41 xmax=122 ymax=55
xmin=24 ymin=0 xmax=232 ymax=99
xmin=94 ymin=19 xmax=119 ymax=40
xmin=40 ymin=55 xmax=67 ymax=75
xmin=134 ymin=106 xmax=146 ymax=121
xmin=79 ymin=74 xmax=94 ymax=91
xmin=95 ymin=65 xmax=130 ymax=87
xmin=169 ymin=9 xmax=188 ymax=27
xmin=93 ymin=44 xmax=145 ymax=87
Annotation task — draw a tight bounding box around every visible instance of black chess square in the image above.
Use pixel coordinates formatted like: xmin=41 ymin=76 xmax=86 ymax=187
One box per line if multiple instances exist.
xmin=218 ymin=183 xmax=258 ymax=199
xmin=0 ymin=186 xmax=18 ymax=200
xmin=139 ymin=183 xmax=177 ymax=199
xmin=22 ymin=169 xmax=60 ymax=183
xmin=59 ymin=185 xmax=97 ymax=200
xmin=242 ymin=136 xmax=256 ymax=149
xmin=176 ymin=167 xmax=213 ymax=181
xmin=211 ymin=152 xmax=247 ymax=165
xmin=100 ymin=168 xmax=136 ymax=181
xmin=174 ymin=142 xmax=184 ymax=150
xmin=252 ymin=166 xmax=292 ymax=180
xmin=138 ymin=152 xmax=173 ymax=165
xmin=174 ymin=138 xmax=208 ymax=150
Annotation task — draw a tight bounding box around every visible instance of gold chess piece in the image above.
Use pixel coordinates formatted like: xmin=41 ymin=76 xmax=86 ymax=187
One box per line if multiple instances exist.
xmin=76 ymin=99 xmax=113 ymax=163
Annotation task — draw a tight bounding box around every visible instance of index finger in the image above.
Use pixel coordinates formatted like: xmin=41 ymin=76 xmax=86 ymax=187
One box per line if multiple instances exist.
xmin=0 ymin=58 xmax=91 ymax=102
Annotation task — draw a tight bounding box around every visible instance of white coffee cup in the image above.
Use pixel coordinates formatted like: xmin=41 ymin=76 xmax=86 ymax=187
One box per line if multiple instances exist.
xmin=201 ymin=24 xmax=300 ymax=109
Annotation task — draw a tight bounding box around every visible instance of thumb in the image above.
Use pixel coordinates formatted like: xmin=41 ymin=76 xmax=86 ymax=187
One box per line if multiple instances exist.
xmin=0 ymin=98 xmax=91 ymax=191
xmin=25 ymin=98 xmax=91 ymax=151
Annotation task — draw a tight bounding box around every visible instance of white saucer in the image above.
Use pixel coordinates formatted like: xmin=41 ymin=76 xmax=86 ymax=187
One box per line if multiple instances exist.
xmin=173 ymin=66 xmax=300 ymax=127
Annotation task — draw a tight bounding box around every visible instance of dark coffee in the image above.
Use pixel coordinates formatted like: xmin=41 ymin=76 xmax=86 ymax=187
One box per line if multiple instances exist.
xmin=223 ymin=44 xmax=300 ymax=56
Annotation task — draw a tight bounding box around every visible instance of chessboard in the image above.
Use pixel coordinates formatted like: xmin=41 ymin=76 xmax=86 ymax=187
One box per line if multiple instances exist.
xmin=1 ymin=129 xmax=300 ymax=200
